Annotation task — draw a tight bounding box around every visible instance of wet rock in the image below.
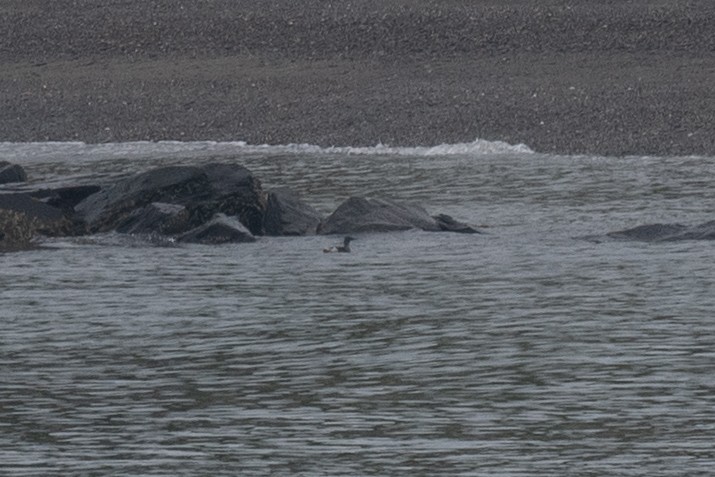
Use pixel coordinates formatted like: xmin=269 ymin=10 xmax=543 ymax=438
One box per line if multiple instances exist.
xmin=602 ymin=220 xmax=715 ymax=242
xmin=606 ymin=223 xmax=687 ymax=241
xmin=0 ymin=193 xmax=65 ymax=222
xmin=264 ymin=187 xmax=323 ymax=236
xmin=115 ymin=202 xmax=190 ymax=235
xmin=75 ymin=163 xmax=266 ymax=234
xmin=0 ymin=161 xmax=27 ymax=184
xmin=190 ymin=163 xmax=266 ymax=236
xmin=0 ymin=192 xmax=84 ymax=250
xmin=0 ymin=209 xmax=38 ymax=251
xmin=30 ymin=185 xmax=102 ymax=212
xmin=177 ymin=214 xmax=256 ymax=244
xmin=0 ymin=192 xmax=76 ymax=237
xmin=75 ymin=165 xmax=206 ymax=231
xmin=432 ymin=213 xmax=481 ymax=234
xmin=319 ymin=196 xmax=441 ymax=235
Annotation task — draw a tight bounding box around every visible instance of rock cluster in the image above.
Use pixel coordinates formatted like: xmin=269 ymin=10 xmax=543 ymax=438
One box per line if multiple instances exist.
xmin=7 ymin=159 xmax=714 ymax=252
xmin=1 ymin=161 xmax=478 ymax=252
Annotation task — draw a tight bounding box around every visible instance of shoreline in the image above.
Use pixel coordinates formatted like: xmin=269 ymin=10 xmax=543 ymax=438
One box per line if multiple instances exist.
xmin=2 ymin=1 xmax=713 ymax=157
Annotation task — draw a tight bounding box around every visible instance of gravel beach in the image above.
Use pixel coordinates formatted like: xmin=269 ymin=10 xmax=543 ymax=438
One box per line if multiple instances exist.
xmin=1 ymin=0 xmax=713 ymax=156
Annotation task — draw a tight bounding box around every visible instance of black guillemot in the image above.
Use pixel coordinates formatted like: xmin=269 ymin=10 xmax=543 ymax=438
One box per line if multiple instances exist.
xmin=323 ymin=236 xmax=355 ymax=253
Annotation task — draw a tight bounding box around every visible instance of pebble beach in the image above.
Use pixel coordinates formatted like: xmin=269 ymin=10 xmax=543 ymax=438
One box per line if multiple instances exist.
xmin=1 ymin=0 xmax=713 ymax=156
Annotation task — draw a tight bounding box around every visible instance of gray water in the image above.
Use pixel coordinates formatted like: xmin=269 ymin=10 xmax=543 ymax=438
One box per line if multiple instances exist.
xmin=2 ymin=143 xmax=715 ymax=476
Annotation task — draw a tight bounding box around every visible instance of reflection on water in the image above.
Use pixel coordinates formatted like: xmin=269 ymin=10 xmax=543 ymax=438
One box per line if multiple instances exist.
xmin=2 ymin=145 xmax=715 ymax=475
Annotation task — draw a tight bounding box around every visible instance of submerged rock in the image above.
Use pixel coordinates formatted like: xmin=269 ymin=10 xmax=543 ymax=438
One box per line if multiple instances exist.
xmin=264 ymin=187 xmax=323 ymax=236
xmin=606 ymin=223 xmax=687 ymax=241
xmin=432 ymin=213 xmax=481 ymax=234
xmin=0 ymin=161 xmax=27 ymax=184
xmin=178 ymin=214 xmax=256 ymax=244
xmin=598 ymin=220 xmax=715 ymax=242
xmin=677 ymin=220 xmax=715 ymax=240
xmin=75 ymin=163 xmax=266 ymax=235
xmin=318 ymin=196 xmax=442 ymax=235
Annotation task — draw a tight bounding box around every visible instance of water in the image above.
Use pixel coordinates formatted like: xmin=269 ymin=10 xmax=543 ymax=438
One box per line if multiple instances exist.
xmin=2 ymin=141 xmax=715 ymax=476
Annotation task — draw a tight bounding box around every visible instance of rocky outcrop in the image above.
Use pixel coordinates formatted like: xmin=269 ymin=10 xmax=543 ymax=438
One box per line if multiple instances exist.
xmin=115 ymin=202 xmax=190 ymax=235
xmin=75 ymin=163 xmax=266 ymax=235
xmin=177 ymin=214 xmax=256 ymax=244
xmin=319 ymin=196 xmax=443 ymax=235
xmin=264 ymin=187 xmax=323 ymax=236
xmin=0 ymin=161 xmax=27 ymax=184
xmin=593 ymin=220 xmax=715 ymax=242
xmin=3 ymin=162 xmax=479 ymax=251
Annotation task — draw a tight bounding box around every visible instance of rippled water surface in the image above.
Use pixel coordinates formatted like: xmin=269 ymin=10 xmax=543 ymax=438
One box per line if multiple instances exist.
xmin=2 ymin=142 xmax=715 ymax=476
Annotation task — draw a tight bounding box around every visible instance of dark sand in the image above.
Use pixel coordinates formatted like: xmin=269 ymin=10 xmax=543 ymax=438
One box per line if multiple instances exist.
xmin=2 ymin=0 xmax=713 ymax=156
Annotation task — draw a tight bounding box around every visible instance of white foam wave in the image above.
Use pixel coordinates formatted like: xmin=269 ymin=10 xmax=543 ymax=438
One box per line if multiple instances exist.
xmin=248 ymin=139 xmax=534 ymax=156
xmin=0 ymin=139 xmax=532 ymax=163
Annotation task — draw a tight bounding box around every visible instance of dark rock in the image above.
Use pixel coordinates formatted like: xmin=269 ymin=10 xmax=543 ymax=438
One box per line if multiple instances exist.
xmin=606 ymin=223 xmax=687 ymax=241
xmin=30 ymin=185 xmax=102 ymax=212
xmin=264 ymin=187 xmax=323 ymax=236
xmin=0 ymin=209 xmax=37 ymax=251
xmin=0 ymin=192 xmax=83 ymax=250
xmin=0 ymin=193 xmax=65 ymax=222
xmin=177 ymin=214 xmax=256 ymax=244
xmin=188 ymin=163 xmax=266 ymax=235
xmin=0 ymin=192 xmax=76 ymax=236
xmin=603 ymin=221 xmax=715 ymax=242
xmin=202 ymin=162 xmax=256 ymax=197
xmin=432 ymin=214 xmax=481 ymax=234
xmin=115 ymin=202 xmax=190 ymax=235
xmin=319 ymin=196 xmax=441 ymax=235
xmin=75 ymin=163 xmax=266 ymax=234
xmin=75 ymin=165 xmax=207 ymax=231
xmin=0 ymin=161 xmax=27 ymax=184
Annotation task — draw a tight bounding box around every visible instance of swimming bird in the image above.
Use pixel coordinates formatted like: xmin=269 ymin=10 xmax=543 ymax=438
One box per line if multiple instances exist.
xmin=323 ymin=236 xmax=355 ymax=253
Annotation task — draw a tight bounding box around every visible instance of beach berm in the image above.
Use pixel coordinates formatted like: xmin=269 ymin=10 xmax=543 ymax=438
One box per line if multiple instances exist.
xmin=1 ymin=0 xmax=713 ymax=156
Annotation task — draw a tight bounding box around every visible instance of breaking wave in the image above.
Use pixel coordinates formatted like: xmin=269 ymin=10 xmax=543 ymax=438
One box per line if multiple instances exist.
xmin=0 ymin=138 xmax=533 ymax=164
